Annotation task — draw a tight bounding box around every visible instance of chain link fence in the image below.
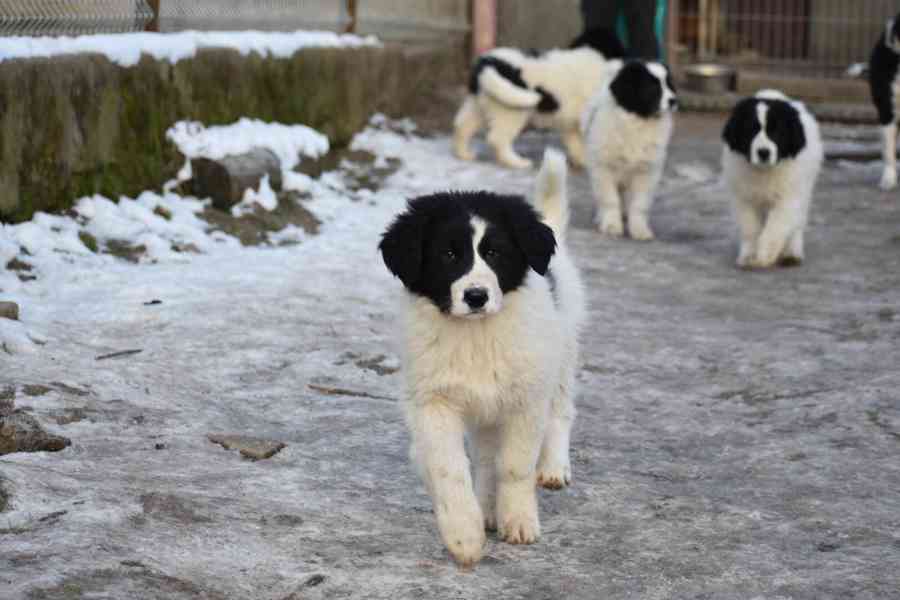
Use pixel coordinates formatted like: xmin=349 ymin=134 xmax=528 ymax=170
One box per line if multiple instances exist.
xmin=674 ymin=0 xmax=900 ymax=78
xmin=0 ymin=1 xmax=155 ymax=36
xmin=0 ymin=1 xmax=469 ymax=38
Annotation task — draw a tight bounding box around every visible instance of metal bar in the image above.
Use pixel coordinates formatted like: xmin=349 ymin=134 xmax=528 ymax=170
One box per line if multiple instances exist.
xmin=471 ymin=0 xmax=496 ymax=57
xmin=345 ymin=0 xmax=357 ymax=34
xmin=146 ymin=0 xmax=160 ymax=32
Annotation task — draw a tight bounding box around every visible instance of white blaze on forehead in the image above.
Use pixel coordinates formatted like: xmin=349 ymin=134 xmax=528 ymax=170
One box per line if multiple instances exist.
xmin=448 ymin=216 xmax=503 ymax=317
xmin=646 ymin=62 xmax=676 ymax=111
xmin=750 ymin=101 xmax=778 ymax=166
xmin=756 ymin=102 xmax=769 ymax=128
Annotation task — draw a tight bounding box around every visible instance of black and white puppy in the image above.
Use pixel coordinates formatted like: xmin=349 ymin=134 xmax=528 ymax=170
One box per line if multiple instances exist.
xmin=722 ymin=90 xmax=823 ymax=269
xmin=582 ymin=60 xmax=678 ymax=240
xmin=868 ymin=12 xmax=900 ymax=190
xmin=453 ymin=28 xmax=625 ymax=169
xmin=379 ymin=150 xmax=585 ymax=566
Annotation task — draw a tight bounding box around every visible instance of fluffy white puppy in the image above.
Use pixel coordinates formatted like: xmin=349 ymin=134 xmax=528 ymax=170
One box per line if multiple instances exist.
xmin=582 ymin=60 xmax=678 ymax=240
xmin=379 ymin=150 xmax=585 ymax=566
xmin=453 ymin=28 xmax=624 ymax=169
xmin=722 ymin=90 xmax=823 ymax=268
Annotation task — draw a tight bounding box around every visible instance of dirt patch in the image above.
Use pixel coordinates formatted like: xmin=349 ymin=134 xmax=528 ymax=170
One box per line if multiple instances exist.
xmin=138 ymin=493 xmax=214 ymax=525
xmin=0 ymin=476 xmax=9 ymax=512
xmin=295 ymin=148 xmax=401 ymax=191
xmin=22 ymin=384 xmax=52 ymax=397
xmin=200 ymin=191 xmax=320 ymax=247
xmin=25 ymin=564 xmax=228 ymax=600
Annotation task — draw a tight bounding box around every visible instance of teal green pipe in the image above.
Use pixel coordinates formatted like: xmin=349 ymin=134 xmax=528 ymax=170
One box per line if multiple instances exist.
xmin=614 ymin=0 xmax=668 ymax=60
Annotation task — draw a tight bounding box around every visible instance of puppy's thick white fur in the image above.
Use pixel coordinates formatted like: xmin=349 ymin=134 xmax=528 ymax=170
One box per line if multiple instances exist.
xmin=401 ymin=150 xmax=585 ymax=565
xmin=454 ymin=47 xmax=621 ymax=169
xmin=722 ymin=91 xmax=824 ymax=268
xmin=582 ymin=63 xmax=674 ymax=240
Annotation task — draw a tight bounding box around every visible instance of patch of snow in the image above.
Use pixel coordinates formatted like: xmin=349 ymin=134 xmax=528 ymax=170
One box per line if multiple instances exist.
xmin=0 ymin=30 xmax=379 ymax=67
xmin=673 ymin=162 xmax=716 ymax=183
xmin=167 ymin=118 xmax=330 ymax=172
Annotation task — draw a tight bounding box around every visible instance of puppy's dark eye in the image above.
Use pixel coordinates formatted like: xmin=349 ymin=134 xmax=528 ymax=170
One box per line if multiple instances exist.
xmin=443 ymin=249 xmax=457 ymax=261
xmin=484 ymin=249 xmax=500 ymax=259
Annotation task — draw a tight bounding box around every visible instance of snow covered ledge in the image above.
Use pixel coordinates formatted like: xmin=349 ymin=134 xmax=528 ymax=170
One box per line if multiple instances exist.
xmin=0 ymin=30 xmax=464 ymax=223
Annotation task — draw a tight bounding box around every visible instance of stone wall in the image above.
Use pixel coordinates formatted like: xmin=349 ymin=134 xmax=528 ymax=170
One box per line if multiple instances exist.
xmin=0 ymin=42 xmax=464 ymax=223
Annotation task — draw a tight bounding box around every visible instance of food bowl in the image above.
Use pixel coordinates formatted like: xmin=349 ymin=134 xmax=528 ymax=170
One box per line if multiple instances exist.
xmin=683 ymin=63 xmax=737 ymax=94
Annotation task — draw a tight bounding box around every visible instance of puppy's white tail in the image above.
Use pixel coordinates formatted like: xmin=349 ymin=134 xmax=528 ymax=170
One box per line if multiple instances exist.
xmin=533 ymin=148 xmax=569 ymax=239
xmin=479 ymin=67 xmax=542 ymax=108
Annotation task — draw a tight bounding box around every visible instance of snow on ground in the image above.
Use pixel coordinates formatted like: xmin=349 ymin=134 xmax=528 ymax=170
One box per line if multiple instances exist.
xmin=2 ymin=114 xmax=899 ymax=598
xmin=0 ymin=30 xmax=378 ymax=67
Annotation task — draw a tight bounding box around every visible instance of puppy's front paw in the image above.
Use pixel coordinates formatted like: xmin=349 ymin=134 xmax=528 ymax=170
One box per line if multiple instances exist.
xmin=777 ymin=255 xmax=803 ymax=267
xmin=499 ymin=512 xmax=540 ymax=545
xmin=880 ymin=168 xmax=897 ymax=191
xmin=436 ymin=505 xmax=487 ymax=567
xmin=537 ymin=462 xmax=571 ymax=490
xmin=598 ymin=216 xmax=625 ymax=237
xmin=628 ymin=221 xmax=655 ymax=241
xmin=503 ymin=158 xmax=533 ymax=170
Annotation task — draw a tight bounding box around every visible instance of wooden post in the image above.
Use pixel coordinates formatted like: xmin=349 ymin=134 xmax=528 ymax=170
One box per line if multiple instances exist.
xmin=472 ymin=0 xmax=497 ymax=58
xmin=345 ymin=0 xmax=358 ymax=34
xmin=145 ymin=0 xmax=160 ymax=32
xmin=667 ymin=0 xmax=681 ymax=72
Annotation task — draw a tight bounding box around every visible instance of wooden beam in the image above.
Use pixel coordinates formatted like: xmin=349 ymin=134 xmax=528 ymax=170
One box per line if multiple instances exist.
xmin=345 ymin=0 xmax=358 ymax=34
xmin=145 ymin=0 xmax=160 ymax=32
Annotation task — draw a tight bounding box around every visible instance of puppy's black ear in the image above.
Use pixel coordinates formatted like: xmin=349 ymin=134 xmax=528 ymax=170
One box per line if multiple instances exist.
xmin=379 ymin=201 xmax=428 ymax=289
xmin=510 ymin=211 xmax=557 ymax=276
xmin=780 ymin=105 xmax=807 ymax=159
xmin=722 ymin=99 xmax=752 ymax=155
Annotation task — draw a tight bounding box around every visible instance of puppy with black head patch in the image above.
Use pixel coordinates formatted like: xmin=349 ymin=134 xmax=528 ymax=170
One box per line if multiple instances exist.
xmin=722 ymin=90 xmax=823 ymax=269
xmin=868 ymin=12 xmax=900 ymax=190
xmin=379 ymin=150 xmax=585 ymax=566
xmin=582 ymin=60 xmax=678 ymax=240
xmin=453 ymin=27 xmax=625 ymax=169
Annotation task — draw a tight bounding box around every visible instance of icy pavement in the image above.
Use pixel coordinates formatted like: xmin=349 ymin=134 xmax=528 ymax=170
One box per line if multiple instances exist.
xmin=2 ymin=114 xmax=900 ymax=599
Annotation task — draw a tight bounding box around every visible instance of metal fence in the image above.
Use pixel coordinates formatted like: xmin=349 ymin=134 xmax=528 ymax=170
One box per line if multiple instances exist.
xmin=673 ymin=0 xmax=900 ymax=78
xmin=0 ymin=1 xmax=155 ymax=36
xmin=0 ymin=0 xmax=469 ymax=38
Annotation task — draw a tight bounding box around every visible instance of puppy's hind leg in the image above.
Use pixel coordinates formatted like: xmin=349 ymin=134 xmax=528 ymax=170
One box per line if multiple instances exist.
xmin=486 ymin=106 xmax=533 ymax=169
xmin=453 ymin=96 xmax=483 ymax=162
xmin=537 ymin=368 xmax=576 ymax=490
xmin=473 ymin=426 xmax=501 ymax=531
xmin=561 ymin=127 xmax=586 ymax=169
xmin=590 ymin=166 xmax=625 ymax=236
xmin=624 ymin=172 xmax=659 ymax=241
xmin=880 ymin=122 xmax=898 ymax=191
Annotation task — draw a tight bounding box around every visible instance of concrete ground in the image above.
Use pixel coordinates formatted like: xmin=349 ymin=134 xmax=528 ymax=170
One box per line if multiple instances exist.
xmin=2 ymin=112 xmax=899 ymax=599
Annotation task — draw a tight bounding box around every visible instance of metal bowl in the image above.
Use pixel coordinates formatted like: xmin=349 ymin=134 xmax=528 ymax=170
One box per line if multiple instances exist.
xmin=683 ymin=63 xmax=737 ymax=94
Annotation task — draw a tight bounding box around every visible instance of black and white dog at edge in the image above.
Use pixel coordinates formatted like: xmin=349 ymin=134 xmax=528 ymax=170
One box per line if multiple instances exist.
xmin=868 ymin=12 xmax=900 ymax=191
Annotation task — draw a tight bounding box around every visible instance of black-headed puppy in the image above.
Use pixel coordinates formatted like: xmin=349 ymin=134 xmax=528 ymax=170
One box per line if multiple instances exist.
xmin=582 ymin=60 xmax=677 ymax=240
xmin=379 ymin=150 xmax=585 ymax=566
xmin=722 ymin=90 xmax=823 ymax=269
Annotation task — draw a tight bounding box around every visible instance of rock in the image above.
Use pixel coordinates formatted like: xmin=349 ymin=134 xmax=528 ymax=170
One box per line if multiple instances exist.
xmin=0 ymin=386 xmax=13 ymax=418
xmin=0 ymin=411 xmax=72 ymax=455
xmin=207 ymin=433 xmax=285 ymax=460
xmin=190 ymin=149 xmax=283 ymax=211
xmin=0 ymin=301 xmax=19 ymax=321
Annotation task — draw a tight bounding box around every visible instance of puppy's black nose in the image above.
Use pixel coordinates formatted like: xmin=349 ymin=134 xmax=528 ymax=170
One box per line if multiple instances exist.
xmin=463 ymin=287 xmax=489 ymax=309
xmin=668 ymin=97 xmax=679 ymax=109
xmin=757 ymin=148 xmax=771 ymax=162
